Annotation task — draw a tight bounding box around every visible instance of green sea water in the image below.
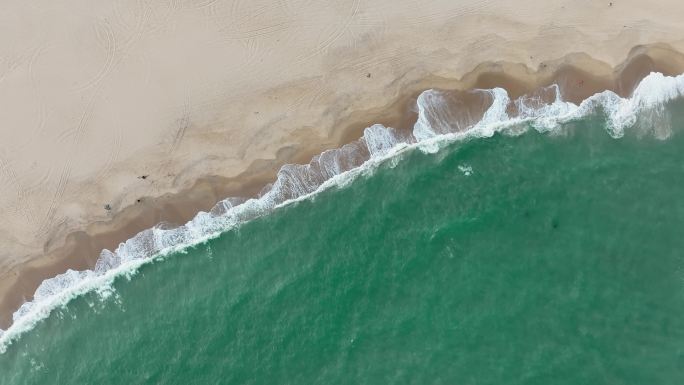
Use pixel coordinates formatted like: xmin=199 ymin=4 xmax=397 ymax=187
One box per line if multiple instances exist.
xmin=2 ymin=108 xmax=684 ymax=384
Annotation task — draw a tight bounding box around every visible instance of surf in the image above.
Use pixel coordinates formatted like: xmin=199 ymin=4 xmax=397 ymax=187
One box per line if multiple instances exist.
xmin=2 ymin=71 xmax=684 ymax=354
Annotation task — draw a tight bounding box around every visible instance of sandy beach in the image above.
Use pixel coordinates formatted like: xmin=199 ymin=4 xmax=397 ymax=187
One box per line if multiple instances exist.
xmin=2 ymin=0 xmax=684 ymax=328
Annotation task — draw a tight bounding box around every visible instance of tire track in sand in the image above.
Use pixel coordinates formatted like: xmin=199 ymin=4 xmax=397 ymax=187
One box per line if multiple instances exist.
xmin=170 ymin=99 xmax=190 ymax=154
xmin=35 ymin=89 xmax=98 ymax=238
xmin=70 ymin=20 xmax=117 ymax=94
xmin=210 ymin=0 xmax=292 ymax=42
xmin=295 ymin=0 xmax=361 ymax=63
xmin=156 ymin=98 xmax=191 ymax=185
xmin=189 ymin=0 xmax=221 ymax=10
xmin=113 ymin=0 xmax=152 ymax=53
xmin=34 ymin=160 xmax=71 ymax=238
xmin=0 ymin=155 xmax=39 ymax=225
xmin=90 ymin=114 xmax=124 ymax=190
xmin=27 ymin=45 xmax=50 ymax=136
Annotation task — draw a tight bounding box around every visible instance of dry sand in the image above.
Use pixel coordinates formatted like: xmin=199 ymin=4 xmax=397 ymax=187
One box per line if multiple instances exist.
xmin=2 ymin=0 xmax=684 ymax=327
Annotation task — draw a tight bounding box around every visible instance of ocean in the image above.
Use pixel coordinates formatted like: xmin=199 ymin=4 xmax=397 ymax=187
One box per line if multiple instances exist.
xmin=2 ymin=73 xmax=684 ymax=384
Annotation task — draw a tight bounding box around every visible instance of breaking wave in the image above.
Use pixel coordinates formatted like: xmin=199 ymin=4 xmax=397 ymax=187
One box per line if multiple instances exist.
xmin=1 ymin=71 xmax=683 ymax=353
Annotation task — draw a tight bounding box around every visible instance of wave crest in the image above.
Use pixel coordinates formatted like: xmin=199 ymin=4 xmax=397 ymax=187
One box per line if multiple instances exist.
xmin=2 ymin=71 xmax=683 ymax=353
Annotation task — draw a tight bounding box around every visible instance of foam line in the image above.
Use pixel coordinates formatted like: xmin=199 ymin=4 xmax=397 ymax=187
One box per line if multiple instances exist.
xmin=2 ymin=71 xmax=683 ymax=353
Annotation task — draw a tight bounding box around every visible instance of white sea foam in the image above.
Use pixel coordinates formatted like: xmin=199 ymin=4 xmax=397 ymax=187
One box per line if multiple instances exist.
xmin=458 ymin=164 xmax=473 ymax=176
xmin=1 ymin=71 xmax=683 ymax=354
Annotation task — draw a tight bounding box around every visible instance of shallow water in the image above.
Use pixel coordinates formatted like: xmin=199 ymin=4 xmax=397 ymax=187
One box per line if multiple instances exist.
xmin=2 ymin=104 xmax=684 ymax=383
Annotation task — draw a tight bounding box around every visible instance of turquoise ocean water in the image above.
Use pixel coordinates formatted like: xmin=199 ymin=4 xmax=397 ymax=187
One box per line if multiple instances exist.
xmin=2 ymin=77 xmax=684 ymax=384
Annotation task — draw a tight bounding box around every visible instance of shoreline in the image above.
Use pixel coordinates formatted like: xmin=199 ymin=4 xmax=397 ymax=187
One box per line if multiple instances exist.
xmin=2 ymin=44 xmax=684 ymax=327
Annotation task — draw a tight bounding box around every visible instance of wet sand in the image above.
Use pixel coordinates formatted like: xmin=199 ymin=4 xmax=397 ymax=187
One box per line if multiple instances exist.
xmin=2 ymin=0 xmax=684 ymax=328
